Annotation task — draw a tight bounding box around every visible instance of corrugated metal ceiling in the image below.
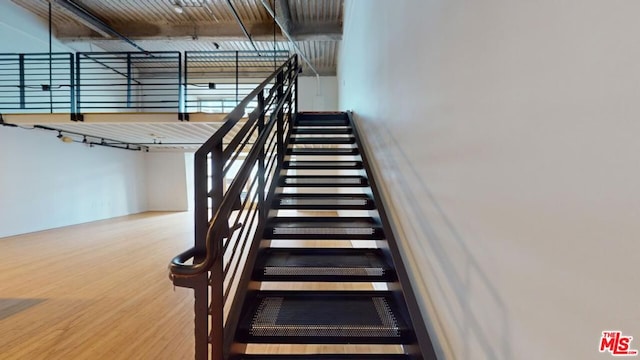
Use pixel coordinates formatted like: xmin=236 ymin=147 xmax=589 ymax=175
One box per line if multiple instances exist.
xmin=11 ymin=0 xmax=342 ymax=75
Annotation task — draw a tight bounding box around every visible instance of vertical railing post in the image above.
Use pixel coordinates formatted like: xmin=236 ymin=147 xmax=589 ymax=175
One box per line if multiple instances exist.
xmin=210 ymin=144 xmax=225 ymax=219
xmin=49 ymin=56 xmax=53 ymax=114
xmin=126 ymin=53 xmax=132 ymax=109
xmin=75 ymin=52 xmax=81 ymax=116
xmin=235 ymin=51 xmax=239 ymax=105
xmin=210 ymin=256 xmax=224 ymax=360
xmin=18 ymin=54 xmax=25 ymax=110
xmin=184 ymin=52 xmax=190 ymax=114
xmin=193 ymin=273 xmax=210 ymax=360
xmin=257 ymin=91 xmax=266 ymax=219
xmin=294 ymin=55 xmax=298 ymax=116
xmin=69 ymin=53 xmax=76 ymax=114
xmin=287 ymin=59 xmax=293 ymax=122
xmin=193 ymin=152 xmax=211 ymax=360
xmin=178 ymin=52 xmax=184 ymax=115
xmin=276 ymin=71 xmax=284 ymax=163
xmin=194 ymin=155 xmax=209 ymax=254
xmin=209 ymin=142 xmax=224 ymax=360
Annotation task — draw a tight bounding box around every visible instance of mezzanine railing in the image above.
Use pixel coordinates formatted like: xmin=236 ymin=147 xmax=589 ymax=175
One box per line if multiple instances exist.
xmin=0 ymin=50 xmax=289 ymax=119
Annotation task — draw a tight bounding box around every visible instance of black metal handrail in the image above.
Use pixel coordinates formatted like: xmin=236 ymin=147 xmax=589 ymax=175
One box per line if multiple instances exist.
xmin=169 ymin=55 xmax=294 ymax=276
xmin=169 ymin=55 xmax=297 ymax=360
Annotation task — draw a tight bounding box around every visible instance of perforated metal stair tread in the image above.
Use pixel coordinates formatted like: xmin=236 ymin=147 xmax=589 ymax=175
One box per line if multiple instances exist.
xmin=273 ymin=193 xmax=375 ymax=210
xmin=295 ymin=119 xmax=349 ymax=127
xmin=230 ymin=355 xmax=412 ymax=360
xmin=286 ymin=147 xmax=360 ymax=156
xmin=237 ymin=291 xmax=413 ymax=344
xmin=279 ymin=175 xmax=369 ymax=187
xmin=290 ymin=137 xmax=356 ymax=145
xmin=283 ymin=160 xmax=363 ymax=169
xmin=265 ymin=217 xmax=384 ymax=240
xmin=253 ymin=248 xmax=396 ymax=282
xmin=293 ymin=127 xmax=353 ymax=134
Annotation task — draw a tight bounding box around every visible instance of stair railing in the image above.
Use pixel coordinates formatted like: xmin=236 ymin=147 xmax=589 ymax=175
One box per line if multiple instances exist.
xmin=169 ymin=55 xmax=298 ymax=360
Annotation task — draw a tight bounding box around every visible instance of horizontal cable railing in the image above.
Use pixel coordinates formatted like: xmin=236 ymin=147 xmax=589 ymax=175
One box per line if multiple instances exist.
xmin=169 ymin=54 xmax=297 ymax=360
xmin=0 ymin=50 xmax=291 ymax=117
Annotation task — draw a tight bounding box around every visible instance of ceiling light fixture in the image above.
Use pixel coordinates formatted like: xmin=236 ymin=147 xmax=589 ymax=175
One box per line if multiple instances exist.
xmin=173 ymin=1 xmax=184 ymax=14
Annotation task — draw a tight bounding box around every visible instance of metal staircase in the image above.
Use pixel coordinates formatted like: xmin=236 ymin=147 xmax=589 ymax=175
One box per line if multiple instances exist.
xmin=169 ymin=57 xmax=437 ymax=359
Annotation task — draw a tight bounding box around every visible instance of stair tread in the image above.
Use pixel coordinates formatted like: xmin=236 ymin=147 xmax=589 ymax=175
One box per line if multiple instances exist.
xmin=283 ymin=160 xmax=363 ymax=169
xmin=291 ymin=137 xmax=355 ymax=144
xmin=237 ymin=291 xmax=413 ymax=344
xmin=267 ymin=216 xmax=380 ymax=227
xmin=273 ymin=193 xmax=375 ymax=210
xmin=295 ymin=119 xmax=349 ymax=127
xmin=286 ymin=147 xmax=359 ymax=156
xmin=230 ymin=355 xmax=411 ymax=360
xmin=254 ymin=248 xmax=395 ymax=282
xmin=265 ymin=217 xmax=384 ymax=240
xmin=279 ymin=175 xmax=369 ymax=187
xmin=293 ymin=127 xmax=353 ymax=134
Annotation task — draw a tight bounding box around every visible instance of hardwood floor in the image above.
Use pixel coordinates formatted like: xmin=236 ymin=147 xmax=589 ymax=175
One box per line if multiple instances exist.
xmin=0 ymin=212 xmax=196 ymax=360
xmin=0 ymin=211 xmax=402 ymax=359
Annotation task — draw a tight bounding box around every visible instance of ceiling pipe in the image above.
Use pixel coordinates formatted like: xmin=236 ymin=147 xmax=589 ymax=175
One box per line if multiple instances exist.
xmin=260 ymin=0 xmax=320 ymax=83
xmin=225 ymin=0 xmax=260 ymax=54
xmin=52 ymin=0 xmax=148 ymax=53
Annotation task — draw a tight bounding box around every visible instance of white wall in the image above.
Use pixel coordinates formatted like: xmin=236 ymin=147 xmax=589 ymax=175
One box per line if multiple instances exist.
xmin=0 ymin=2 xmax=151 ymax=238
xmin=0 ymin=126 xmax=147 ymax=238
xmin=298 ymin=76 xmax=338 ymax=111
xmin=0 ymin=1 xmax=70 ymax=53
xmin=339 ymin=1 xmax=640 ymax=359
xmin=145 ymin=152 xmax=190 ymax=211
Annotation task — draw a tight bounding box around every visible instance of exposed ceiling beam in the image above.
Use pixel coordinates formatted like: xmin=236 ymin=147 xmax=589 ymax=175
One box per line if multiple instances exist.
xmin=51 ymin=0 xmax=147 ymax=52
xmin=292 ymin=24 xmax=342 ymax=41
xmin=51 ymin=0 xmax=113 ymax=38
xmin=56 ymin=22 xmax=341 ymax=42
xmin=274 ymin=0 xmax=294 ymax=34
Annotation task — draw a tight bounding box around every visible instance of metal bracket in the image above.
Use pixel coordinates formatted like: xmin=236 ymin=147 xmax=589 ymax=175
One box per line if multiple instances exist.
xmin=179 ymin=112 xmax=190 ymax=121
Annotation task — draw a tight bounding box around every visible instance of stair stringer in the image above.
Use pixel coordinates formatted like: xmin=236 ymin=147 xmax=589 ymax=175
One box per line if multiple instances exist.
xmin=348 ymin=111 xmax=439 ymax=360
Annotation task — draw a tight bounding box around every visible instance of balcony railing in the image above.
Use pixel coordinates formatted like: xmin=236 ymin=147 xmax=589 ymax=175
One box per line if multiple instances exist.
xmin=0 ymin=50 xmax=289 ymax=119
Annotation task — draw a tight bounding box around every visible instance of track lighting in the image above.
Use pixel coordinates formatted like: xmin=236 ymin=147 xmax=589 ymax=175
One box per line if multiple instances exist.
xmin=34 ymin=125 xmax=143 ymax=152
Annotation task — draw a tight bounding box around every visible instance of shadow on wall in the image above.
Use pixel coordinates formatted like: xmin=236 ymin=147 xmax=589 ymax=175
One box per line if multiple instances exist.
xmin=362 ymin=118 xmax=512 ymax=360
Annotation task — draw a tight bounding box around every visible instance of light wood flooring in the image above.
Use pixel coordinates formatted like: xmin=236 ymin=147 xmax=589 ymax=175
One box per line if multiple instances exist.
xmin=0 ymin=211 xmax=401 ymax=360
